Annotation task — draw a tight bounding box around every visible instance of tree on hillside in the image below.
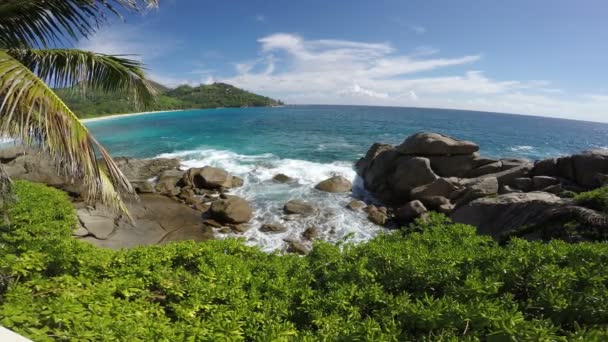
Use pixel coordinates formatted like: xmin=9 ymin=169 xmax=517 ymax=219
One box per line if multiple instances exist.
xmin=0 ymin=0 xmax=160 ymax=215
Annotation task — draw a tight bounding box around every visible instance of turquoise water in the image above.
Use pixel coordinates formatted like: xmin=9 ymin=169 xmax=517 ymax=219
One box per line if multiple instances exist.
xmin=85 ymin=105 xmax=608 ymax=250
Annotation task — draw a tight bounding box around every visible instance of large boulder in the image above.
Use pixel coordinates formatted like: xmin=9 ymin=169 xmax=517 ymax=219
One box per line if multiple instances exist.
xmin=451 ymin=192 xmax=564 ymax=237
xmin=315 ymin=176 xmax=352 ymax=193
xmin=284 ymin=200 xmax=315 ymax=216
xmin=428 ymin=154 xmax=478 ymax=178
xmin=183 ymin=166 xmax=234 ymax=190
xmin=210 ymin=195 xmax=253 ymax=224
xmin=396 ymin=132 xmax=479 ymax=156
xmin=454 ymin=177 xmax=499 ymax=206
xmin=410 ymin=178 xmax=460 ymax=203
xmin=571 ymin=150 xmax=608 ymax=189
xmin=355 ymin=143 xmax=394 ymax=177
xmin=390 ymin=157 xmax=438 ymax=202
xmin=272 ymin=173 xmax=296 ymax=183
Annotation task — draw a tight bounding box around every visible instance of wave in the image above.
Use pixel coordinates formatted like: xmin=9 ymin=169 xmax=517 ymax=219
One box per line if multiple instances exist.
xmin=156 ymin=148 xmax=384 ymax=252
xmin=509 ymin=145 xmax=534 ymax=152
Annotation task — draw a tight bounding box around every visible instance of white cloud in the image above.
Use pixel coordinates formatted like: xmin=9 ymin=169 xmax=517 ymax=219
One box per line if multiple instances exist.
xmin=217 ymin=33 xmax=608 ymax=122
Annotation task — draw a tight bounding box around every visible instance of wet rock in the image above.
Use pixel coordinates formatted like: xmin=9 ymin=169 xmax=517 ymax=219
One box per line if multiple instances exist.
xmin=273 ymin=173 xmax=295 ymax=183
xmin=315 ymin=176 xmax=352 ymax=193
xmin=285 ymin=240 xmax=310 ymax=255
xmin=182 ymin=166 xmax=233 ymax=190
xmin=210 ymin=195 xmax=253 ymax=224
xmin=284 ymin=200 xmax=315 ymax=216
xmin=302 ymin=226 xmax=320 ymax=240
xmin=366 ymin=205 xmax=389 ymax=226
xmin=396 ymin=132 xmax=479 ymax=156
xmin=260 ymin=223 xmax=288 ymax=233
xmin=346 ymin=199 xmax=366 ymax=211
xmin=231 ymin=176 xmax=244 ymax=188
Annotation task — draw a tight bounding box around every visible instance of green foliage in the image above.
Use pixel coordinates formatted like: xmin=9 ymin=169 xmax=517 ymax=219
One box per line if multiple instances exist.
xmin=57 ymin=82 xmax=283 ymax=118
xmin=1 ymin=182 xmax=608 ymax=340
xmin=574 ymin=186 xmax=608 ymax=213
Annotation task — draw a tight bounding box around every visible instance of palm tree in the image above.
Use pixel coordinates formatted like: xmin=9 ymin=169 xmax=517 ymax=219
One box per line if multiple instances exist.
xmin=0 ymin=0 xmax=160 ymax=215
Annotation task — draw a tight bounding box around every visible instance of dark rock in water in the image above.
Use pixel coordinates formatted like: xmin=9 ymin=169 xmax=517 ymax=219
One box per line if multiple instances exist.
xmin=302 ymin=226 xmax=320 ymax=240
xmin=346 ymin=199 xmax=366 ymax=211
xmin=210 ymin=195 xmax=253 ymax=224
xmin=366 ymin=205 xmax=389 ymax=226
xmin=260 ymin=223 xmax=288 ymax=233
xmin=395 ymin=200 xmax=428 ymax=224
xmin=532 ymin=176 xmax=559 ymax=190
xmin=315 ymin=176 xmax=352 ymax=193
xmin=231 ymin=176 xmax=244 ymax=188
xmin=284 ymin=200 xmax=315 ymax=215
xmin=155 ymin=170 xmax=183 ymax=196
xmin=451 ymin=192 xmax=563 ymax=237
xmin=396 ymin=132 xmax=479 ymax=156
xmin=183 ymin=166 xmax=233 ymax=190
xmin=273 ymin=173 xmax=295 ymax=183
xmin=230 ymin=224 xmax=250 ymax=233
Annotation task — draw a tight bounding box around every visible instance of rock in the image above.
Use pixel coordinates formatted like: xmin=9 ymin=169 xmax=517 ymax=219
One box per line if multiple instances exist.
xmin=454 ymin=177 xmax=500 ymax=207
xmin=541 ymin=184 xmax=563 ymax=194
xmin=501 ymin=158 xmax=531 ymax=171
xmin=131 ymin=181 xmax=155 ymax=194
xmin=183 ymin=166 xmax=234 ymax=190
xmin=346 ymin=200 xmax=366 ymax=211
xmin=390 ymin=157 xmax=439 ymax=203
xmin=395 ymin=200 xmax=428 ymax=224
xmin=466 ymin=161 xmax=503 ymax=178
xmin=315 ymin=176 xmax=352 ymax=193
xmin=77 ymin=209 xmax=115 ymax=240
xmin=210 ymin=195 xmax=253 ymax=224
xmin=451 ymin=192 xmax=564 ymax=237
xmin=532 ymin=176 xmax=559 ymax=190
xmin=114 ymin=157 xmax=180 ymax=181
xmin=0 ymin=146 xmax=28 ymax=163
xmin=231 ymin=176 xmax=244 ymax=188
xmin=429 ymin=154 xmax=478 ymax=177
xmin=284 ymin=200 xmax=315 ymax=216
xmin=204 ymin=219 xmax=224 ymax=228
xmin=73 ymin=223 xmax=89 ymax=237
xmin=193 ymin=203 xmax=211 ymax=213
xmin=355 ymin=143 xmax=394 ymax=177
xmin=410 ymin=178 xmax=460 ymax=203
xmin=273 ymin=174 xmax=295 ymax=183
xmin=285 ymin=240 xmax=310 ymax=255
xmin=302 ymin=227 xmax=320 ymax=240
xmin=499 ymin=185 xmax=522 ymax=195
xmin=260 ymin=223 xmax=288 ymax=233
xmin=367 ymin=207 xmax=388 ymax=226
xmin=360 ymin=149 xmax=401 ymax=196
xmin=480 ymin=163 xmax=533 ymax=188
xmin=396 ymin=132 xmax=479 ymax=156
xmin=512 ymin=177 xmax=533 ymax=192
xmin=155 ymin=170 xmax=184 ymax=196
xmin=572 ymin=150 xmax=608 ymax=188
xmin=230 ymin=224 xmax=250 ymax=233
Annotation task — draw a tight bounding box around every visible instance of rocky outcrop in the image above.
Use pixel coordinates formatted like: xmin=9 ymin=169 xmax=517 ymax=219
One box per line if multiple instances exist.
xmin=182 ymin=166 xmax=242 ymax=190
xmin=531 ymin=149 xmax=608 ymax=190
xmin=396 ymin=132 xmax=479 ymax=155
xmin=114 ymin=157 xmax=180 ymax=181
xmin=315 ymin=176 xmax=352 ymax=193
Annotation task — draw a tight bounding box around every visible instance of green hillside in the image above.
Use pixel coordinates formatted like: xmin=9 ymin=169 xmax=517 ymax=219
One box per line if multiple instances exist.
xmin=56 ymin=82 xmax=283 ymax=118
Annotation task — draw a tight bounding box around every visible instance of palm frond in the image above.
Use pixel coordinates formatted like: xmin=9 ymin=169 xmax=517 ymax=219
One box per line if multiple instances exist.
xmin=7 ymin=48 xmax=157 ymax=107
xmin=0 ymin=0 xmax=159 ymax=48
xmin=0 ymin=50 xmax=134 ymax=215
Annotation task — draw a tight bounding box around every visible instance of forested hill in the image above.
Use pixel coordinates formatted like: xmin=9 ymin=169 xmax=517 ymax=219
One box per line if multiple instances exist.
xmin=56 ymin=82 xmax=284 ymax=118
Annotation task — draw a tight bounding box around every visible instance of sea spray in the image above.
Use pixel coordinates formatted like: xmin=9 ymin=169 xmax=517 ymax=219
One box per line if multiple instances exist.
xmin=157 ymin=148 xmax=385 ymax=252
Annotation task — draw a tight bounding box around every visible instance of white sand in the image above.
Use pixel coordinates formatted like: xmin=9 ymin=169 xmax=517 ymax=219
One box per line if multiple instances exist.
xmin=81 ymin=109 xmax=185 ymax=123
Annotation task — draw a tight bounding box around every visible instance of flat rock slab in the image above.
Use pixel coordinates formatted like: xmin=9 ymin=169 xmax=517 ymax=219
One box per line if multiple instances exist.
xmin=78 ymin=194 xmax=214 ymax=249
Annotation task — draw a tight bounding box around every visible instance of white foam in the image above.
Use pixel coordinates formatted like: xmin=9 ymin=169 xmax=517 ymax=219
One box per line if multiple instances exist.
xmin=156 ymin=148 xmax=385 ymax=252
xmin=509 ymin=145 xmax=534 ymax=152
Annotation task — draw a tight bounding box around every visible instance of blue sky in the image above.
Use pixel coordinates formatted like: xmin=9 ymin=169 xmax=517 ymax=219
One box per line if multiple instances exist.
xmin=78 ymin=0 xmax=608 ymax=122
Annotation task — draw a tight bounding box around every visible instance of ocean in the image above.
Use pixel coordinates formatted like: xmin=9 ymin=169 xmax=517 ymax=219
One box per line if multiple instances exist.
xmin=86 ymin=105 xmax=608 ymax=250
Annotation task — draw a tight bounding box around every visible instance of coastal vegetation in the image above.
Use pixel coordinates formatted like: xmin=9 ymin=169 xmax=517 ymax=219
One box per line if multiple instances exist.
xmin=1 ymin=180 xmax=607 ymax=341
xmin=56 ymin=82 xmax=284 ymax=118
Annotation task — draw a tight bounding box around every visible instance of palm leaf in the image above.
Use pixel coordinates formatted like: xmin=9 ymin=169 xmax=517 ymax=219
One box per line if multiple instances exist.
xmin=0 ymin=50 xmax=134 ymax=215
xmin=0 ymin=0 xmax=159 ymax=48
xmin=6 ymin=48 xmax=157 ymax=107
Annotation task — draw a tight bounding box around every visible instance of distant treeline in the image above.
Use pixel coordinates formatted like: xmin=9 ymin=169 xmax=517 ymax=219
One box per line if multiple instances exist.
xmin=56 ymin=82 xmax=284 ymax=118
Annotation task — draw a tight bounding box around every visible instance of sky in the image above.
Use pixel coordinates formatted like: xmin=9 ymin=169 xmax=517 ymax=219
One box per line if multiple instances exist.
xmin=77 ymin=0 xmax=608 ymax=122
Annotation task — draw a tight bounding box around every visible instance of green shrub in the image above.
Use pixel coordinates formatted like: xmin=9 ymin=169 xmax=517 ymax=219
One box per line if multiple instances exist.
xmin=1 ymin=182 xmax=608 ymax=341
xmin=574 ymin=186 xmax=608 ymax=212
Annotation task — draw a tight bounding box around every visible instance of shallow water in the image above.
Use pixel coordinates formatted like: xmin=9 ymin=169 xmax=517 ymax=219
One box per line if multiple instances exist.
xmin=86 ymin=105 xmax=608 ymax=250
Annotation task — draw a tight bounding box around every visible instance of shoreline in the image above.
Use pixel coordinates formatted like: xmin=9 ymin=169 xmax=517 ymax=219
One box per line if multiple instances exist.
xmin=81 ymin=109 xmax=186 ymax=123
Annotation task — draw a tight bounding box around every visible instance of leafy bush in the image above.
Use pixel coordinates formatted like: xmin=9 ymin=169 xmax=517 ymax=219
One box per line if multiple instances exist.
xmin=1 ymin=181 xmax=608 ymax=340
xmin=574 ymin=186 xmax=608 ymax=213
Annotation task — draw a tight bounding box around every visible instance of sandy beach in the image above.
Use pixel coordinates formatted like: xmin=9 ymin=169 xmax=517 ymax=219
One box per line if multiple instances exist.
xmin=81 ymin=109 xmax=185 ymax=123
